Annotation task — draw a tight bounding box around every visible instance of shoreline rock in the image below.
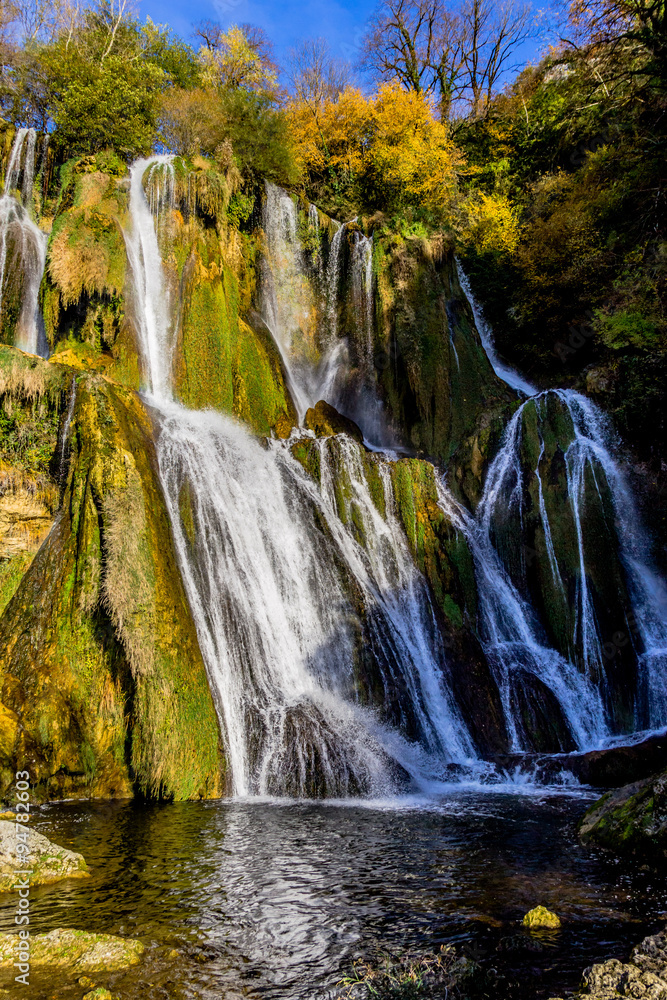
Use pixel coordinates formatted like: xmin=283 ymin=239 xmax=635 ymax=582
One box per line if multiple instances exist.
xmin=0 ymin=928 xmax=144 ymax=973
xmin=0 ymin=820 xmax=89 ymax=891
xmin=550 ymin=925 xmax=667 ymax=999
xmin=579 ymin=768 xmax=667 ymax=861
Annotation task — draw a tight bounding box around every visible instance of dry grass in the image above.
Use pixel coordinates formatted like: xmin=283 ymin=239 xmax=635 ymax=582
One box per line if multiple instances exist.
xmin=101 ymin=462 xmax=155 ymax=678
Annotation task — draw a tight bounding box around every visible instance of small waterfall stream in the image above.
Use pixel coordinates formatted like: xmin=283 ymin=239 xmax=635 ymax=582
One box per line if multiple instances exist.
xmin=261 ymin=182 xmax=392 ymax=448
xmin=0 ymin=128 xmax=49 ymax=356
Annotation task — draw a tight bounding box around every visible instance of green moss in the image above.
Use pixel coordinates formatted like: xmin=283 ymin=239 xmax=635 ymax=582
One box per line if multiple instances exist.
xmin=0 ymin=373 xmax=224 ymax=802
xmin=290 ymin=438 xmax=321 ymax=484
xmin=0 ymin=552 xmax=34 ymax=616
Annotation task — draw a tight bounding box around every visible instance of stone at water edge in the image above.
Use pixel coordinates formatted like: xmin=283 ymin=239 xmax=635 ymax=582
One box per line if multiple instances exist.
xmin=522 ymin=905 xmax=561 ymax=929
xmin=0 ymin=928 xmax=144 ymax=972
xmin=547 ymin=926 xmax=667 ymax=999
xmin=0 ymin=820 xmax=89 ymax=891
xmin=579 ymin=768 xmax=667 ymax=860
xmin=83 ymin=990 xmax=113 ymax=1000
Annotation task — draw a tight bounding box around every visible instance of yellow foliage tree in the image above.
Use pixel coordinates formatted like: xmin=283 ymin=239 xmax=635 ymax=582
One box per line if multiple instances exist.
xmin=199 ymin=25 xmax=278 ymax=96
xmin=366 ymin=84 xmax=461 ymax=211
xmin=456 ymin=191 xmax=521 ymax=255
xmin=287 ymin=81 xmax=461 ymax=214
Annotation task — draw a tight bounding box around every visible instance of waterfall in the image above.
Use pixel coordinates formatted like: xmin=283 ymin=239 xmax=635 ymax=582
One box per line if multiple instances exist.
xmin=0 ymin=128 xmax=49 ymax=356
xmin=456 ymin=259 xmax=536 ymax=397
xmin=261 ymin=183 xmax=393 ymax=449
xmin=124 ymin=157 xmax=175 ymax=398
xmin=124 ymin=155 xmax=666 ymax=793
xmin=157 ymin=416 xmax=476 ymax=796
xmin=439 ymin=387 xmax=667 ymax=750
xmin=126 ymin=158 xmax=477 ymax=798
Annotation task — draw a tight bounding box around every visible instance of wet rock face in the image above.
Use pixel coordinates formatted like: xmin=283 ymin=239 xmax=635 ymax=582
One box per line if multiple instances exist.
xmin=579 ymin=769 xmax=667 ymax=860
xmin=0 ymin=357 xmax=224 ymax=802
xmin=0 ymin=819 xmax=88 ymax=891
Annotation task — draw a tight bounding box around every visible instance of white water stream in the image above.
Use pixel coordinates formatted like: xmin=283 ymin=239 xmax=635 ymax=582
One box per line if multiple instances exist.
xmin=127 ymin=159 xmax=478 ymax=797
xmin=0 ymin=128 xmax=48 ymax=356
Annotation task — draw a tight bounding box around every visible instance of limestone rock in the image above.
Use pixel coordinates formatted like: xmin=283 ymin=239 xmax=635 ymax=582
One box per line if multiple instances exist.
xmin=0 ymin=928 xmax=144 ymax=972
xmin=580 ymin=958 xmax=667 ymax=998
xmin=522 ymin=905 xmax=561 ymax=929
xmin=0 ymin=820 xmax=89 ymax=891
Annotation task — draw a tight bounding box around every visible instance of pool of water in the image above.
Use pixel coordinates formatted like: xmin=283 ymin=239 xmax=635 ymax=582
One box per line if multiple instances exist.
xmin=2 ymin=787 xmax=666 ymax=999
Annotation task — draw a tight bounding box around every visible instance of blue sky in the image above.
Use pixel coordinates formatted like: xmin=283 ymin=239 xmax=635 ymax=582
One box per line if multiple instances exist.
xmin=139 ymin=0 xmax=377 ymax=67
xmin=138 ymin=0 xmax=553 ymax=86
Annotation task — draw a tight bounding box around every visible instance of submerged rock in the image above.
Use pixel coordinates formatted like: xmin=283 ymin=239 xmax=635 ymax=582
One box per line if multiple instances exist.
xmin=579 ymin=769 xmax=667 ymax=860
xmin=0 ymin=928 xmax=144 ymax=971
xmin=0 ymin=820 xmax=88 ymax=891
xmin=523 ymin=905 xmax=561 ymax=929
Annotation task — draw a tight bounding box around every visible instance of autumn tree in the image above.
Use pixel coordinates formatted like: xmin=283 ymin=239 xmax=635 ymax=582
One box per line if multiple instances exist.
xmin=287 ymin=81 xmax=460 ymax=215
xmin=194 ymin=20 xmax=279 ymax=98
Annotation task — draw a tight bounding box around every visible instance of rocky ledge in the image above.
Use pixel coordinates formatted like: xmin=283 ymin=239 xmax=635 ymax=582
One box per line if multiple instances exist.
xmin=0 ymin=819 xmax=89 ymax=891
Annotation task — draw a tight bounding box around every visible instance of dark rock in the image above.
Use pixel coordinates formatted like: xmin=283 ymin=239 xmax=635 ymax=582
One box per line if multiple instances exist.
xmin=510 ymin=668 xmax=577 ymax=753
xmin=304 ymin=400 xmax=364 ymax=443
xmin=492 ymin=729 xmax=667 ymax=788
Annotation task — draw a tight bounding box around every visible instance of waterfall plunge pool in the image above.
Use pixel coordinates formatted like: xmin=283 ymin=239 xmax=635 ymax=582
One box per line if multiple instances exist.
xmin=2 ymin=791 xmax=666 ymax=999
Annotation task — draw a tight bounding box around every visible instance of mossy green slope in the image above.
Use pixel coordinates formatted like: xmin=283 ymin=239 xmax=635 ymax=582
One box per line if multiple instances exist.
xmin=0 ymin=349 xmax=223 ymax=801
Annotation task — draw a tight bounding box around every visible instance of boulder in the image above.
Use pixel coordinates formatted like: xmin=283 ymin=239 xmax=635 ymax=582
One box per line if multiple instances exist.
xmin=304 ymin=400 xmax=364 ymax=443
xmin=549 ymin=927 xmax=667 ymax=999
xmin=0 ymin=820 xmax=88 ymax=892
xmin=579 ymin=768 xmax=667 ymax=860
xmin=523 ymin=905 xmax=561 ymax=929
xmin=0 ymin=928 xmax=144 ymax=972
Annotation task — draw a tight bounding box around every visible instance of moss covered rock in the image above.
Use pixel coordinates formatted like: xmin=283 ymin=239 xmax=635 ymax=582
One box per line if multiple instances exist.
xmin=304 ymin=400 xmax=363 ymax=442
xmin=372 ymin=230 xmax=514 ymax=461
xmin=523 ymin=905 xmax=561 ymax=929
xmin=0 ymin=820 xmax=88 ymax=891
xmin=0 ymin=928 xmax=144 ymax=972
xmin=579 ymin=769 xmax=667 ymax=861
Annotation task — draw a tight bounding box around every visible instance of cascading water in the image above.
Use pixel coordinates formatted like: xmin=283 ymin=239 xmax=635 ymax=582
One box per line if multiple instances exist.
xmin=456 ymin=259 xmax=536 ymax=397
xmin=125 ymin=155 xmax=666 ymax=793
xmin=0 ymin=128 xmax=49 ymax=356
xmin=437 ymin=387 xmax=667 ymax=751
xmin=124 ymin=157 xmax=175 ymax=398
xmin=127 ymin=158 xmax=478 ymax=798
xmin=261 ymin=182 xmax=392 ymax=448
